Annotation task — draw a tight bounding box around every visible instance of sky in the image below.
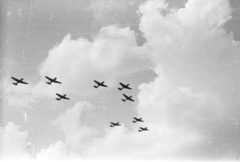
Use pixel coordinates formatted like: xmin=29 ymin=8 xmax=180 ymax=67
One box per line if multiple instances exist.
xmin=1 ymin=0 xmax=240 ymax=161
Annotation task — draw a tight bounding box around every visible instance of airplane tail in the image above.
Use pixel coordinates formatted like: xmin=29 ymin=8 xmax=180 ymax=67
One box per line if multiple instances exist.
xmin=138 ymin=130 xmax=142 ymax=132
xmin=56 ymin=98 xmax=61 ymax=101
xmin=133 ymin=121 xmax=136 ymax=123
xmin=110 ymin=125 xmax=113 ymax=127
xmin=93 ymin=86 xmax=98 ymax=88
xmin=12 ymin=83 xmax=18 ymax=86
xmin=118 ymin=88 xmax=122 ymax=90
xmin=46 ymin=82 xmax=51 ymax=85
xmin=121 ymin=99 xmax=126 ymax=102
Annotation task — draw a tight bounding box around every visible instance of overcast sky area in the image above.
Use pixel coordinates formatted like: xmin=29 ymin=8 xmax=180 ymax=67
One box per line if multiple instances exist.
xmin=1 ymin=0 xmax=240 ymax=161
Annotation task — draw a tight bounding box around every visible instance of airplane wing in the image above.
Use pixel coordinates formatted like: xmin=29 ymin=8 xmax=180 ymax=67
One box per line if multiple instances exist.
xmin=53 ymin=80 xmax=61 ymax=84
xmin=126 ymin=87 xmax=132 ymax=90
xmin=134 ymin=117 xmax=138 ymax=120
xmin=110 ymin=122 xmax=115 ymax=125
xmin=11 ymin=77 xmax=19 ymax=82
xmin=94 ymin=80 xmax=100 ymax=84
xmin=119 ymin=82 xmax=124 ymax=87
xmin=129 ymin=98 xmax=135 ymax=102
xmin=102 ymin=84 xmax=108 ymax=87
xmin=45 ymin=76 xmax=52 ymax=81
xmin=20 ymin=81 xmax=28 ymax=84
xmin=123 ymin=94 xmax=128 ymax=98
xmin=56 ymin=93 xmax=62 ymax=97
xmin=64 ymin=97 xmax=70 ymax=100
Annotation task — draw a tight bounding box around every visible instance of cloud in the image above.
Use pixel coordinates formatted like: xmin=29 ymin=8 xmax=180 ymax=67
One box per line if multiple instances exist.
xmin=23 ymin=142 xmax=35 ymax=157
xmin=52 ymin=101 xmax=98 ymax=151
xmin=81 ymin=69 xmax=224 ymax=160
xmin=36 ymin=141 xmax=69 ymax=160
xmin=34 ymin=0 xmax=240 ymax=160
xmin=36 ymin=101 xmax=98 ymax=160
xmin=83 ymin=124 xmax=201 ymax=160
xmin=67 ymin=0 xmax=238 ymax=160
xmin=3 ymin=0 xmax=240 ymax=160
xmin=137 ymin=68 xmax=225 ymax=126
xmin=2 ymin=78 xmax=36 ymax=110
xmin=36 ymin=25 xmax=151 ymax=98
xmin=135 ymin=0 xmax=240 ymax=159
xmin=0 ymin=122 xmax=29 ymax=159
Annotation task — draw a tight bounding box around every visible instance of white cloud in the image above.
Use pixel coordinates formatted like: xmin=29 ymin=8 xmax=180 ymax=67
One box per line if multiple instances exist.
xmin=36 ymin=141 xmax=69 ymax=160
xmin=35 ymin=101 xmax=98 ymax=160
xmin=81 ymin=70 xmax=218 ymax=160
xmin=3 ymin=0 xmax=240 ymax=160
xmin=2 ymin=78 xmax=36 ymax=110
xmin=77 ymin=0 xmax=238 ymax=160
xmin=0 ymin=122 xmax=29 ymax=159
xmin=52 ymin=101 xmax=98 ymax=151
xmin=85 ymin=125 xmax=201 ymax=160
xmin=137 ymin=68 xmax=225 ymax=126
xmin=36 ymin=25 xmax=151 ymax=98
xmin=23 ymin=142 xmax=35 ymax=157
xmin=139 ymin=0 xmax=234 ymax=66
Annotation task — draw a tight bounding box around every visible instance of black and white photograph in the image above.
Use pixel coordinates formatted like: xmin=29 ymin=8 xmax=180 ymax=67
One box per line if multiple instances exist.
xmin=1 ymin=0 xmax=240 ymax=161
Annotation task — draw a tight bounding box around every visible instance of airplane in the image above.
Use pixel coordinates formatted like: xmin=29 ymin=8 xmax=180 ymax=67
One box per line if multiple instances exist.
xmin=45 ymin=76 xmax=61 ymax=85
xmin=122 ymin=94 xmax=135 ymax=102
xmin=93 ymin=80 xmax=108 ymax=88
xmin=133 ymin=117 xmax=144 ymax=123
xmin=110 ymin=122 xmax=121 ymax=127
xmin=118 ymin=82 xmax=132 ymax=90
xmin=138 ymin=127 xmax=149 ymax=132
xmin=55 ymin=93 xmax=70 ymax=101
xmin=11 ymin=77 xmax=28 ymax=85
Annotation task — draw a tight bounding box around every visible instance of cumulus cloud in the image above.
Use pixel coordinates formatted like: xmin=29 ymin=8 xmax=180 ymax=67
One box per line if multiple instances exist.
xmin=137 ymin=68 xmax=225 ymax=126
xmin=36 ymin=141 xmax=69 ymax=160
xmin=52 ymin=101 xmax=98 ymax=152
xmin=2 ymin=77 xmax=36 ymax=110
xmin=3 ymin=0 xmax=240 ymax=160
xmin=23 ymin=142 xmax=35 ymax=157
xmin=139 ymin=0 xmax=236 ymax=71
xmin=135 ymin=0 xmax=240 ymax=159
xmin=33 ymin=0 xmax=240 ymax=160
xmin=79 ymin=68 xmax=225 ymax=160
xmin=36 ymin=25 xmax=151 ymax=98
xmin=35 ymin=101 xmax=98 ymax=160
xmin=83 ymin=123 xmax=201 ymax=160
xmin=0 ymin=122 xmax=29 ymax=159
xmin=77 ymin=0 xmax=239 ymax=160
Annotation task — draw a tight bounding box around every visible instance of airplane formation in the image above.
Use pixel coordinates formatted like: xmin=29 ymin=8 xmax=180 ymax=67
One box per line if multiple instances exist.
xmin=110 ymin=117 xmax=149 ymax=132
xmin=11 ymin=77 xmax=149 ymax=132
